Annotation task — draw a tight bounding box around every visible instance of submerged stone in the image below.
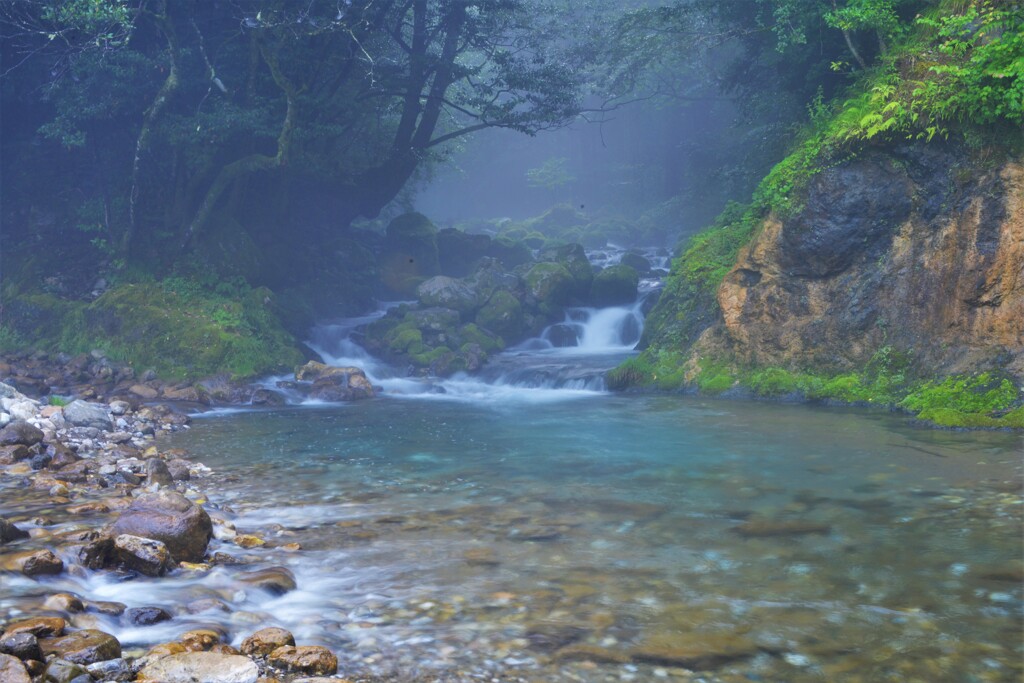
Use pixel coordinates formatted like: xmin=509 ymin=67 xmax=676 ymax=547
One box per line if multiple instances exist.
xmin=137 ymin=652 xmax=258 ymax=683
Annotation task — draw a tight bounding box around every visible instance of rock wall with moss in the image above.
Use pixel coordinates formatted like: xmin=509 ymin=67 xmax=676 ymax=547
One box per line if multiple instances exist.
xmin=616 ymin=1 xmax=1024 ymax=428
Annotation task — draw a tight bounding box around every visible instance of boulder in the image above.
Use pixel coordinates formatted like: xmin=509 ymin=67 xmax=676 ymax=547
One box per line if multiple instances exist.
xmin=0 ymin=518 xmax=30 ymax=544
xmin=110 ymin=490 xmax=212 ymax=563
xmin=85 ymin=658 xmax=132 ymax=681
xmin=1 ymin=617 xmax=66 ymax=640
xmin=620 ymin=251 xmax=652 ymax=274
xmin=237 ymin=566 xmax=297 ymax=595
xmin=267 ymin=645 xmax=338 ymax=676
xmin=0 ymin=655 xmax=31 ymax=683
xmin=240 ymin=627 xmax=295 ymax=657
xmin=136 ymin=652 xmax=258 ymax=683
xmin=380 ymin=212 xmax=441 ymax=296
xmin=124 ymin=606 xmax=172 ymax=626
xmin=42 ymin=658 xmax=89 ymax=683
xmin=3 ymin=549 xmax=63 ymax=576
xmin=296 ymin=362 xmax=375 ymax=402
xmin=0 ymin=421 xmax=44 ymax=447
xmin=0 ymin=632 xmax=42 ymax=661
xmin=61 ymin=401 xmax=112 ymax=431
xmin=476 ymin=291 xmax=525 ymax=342
xmin=525 ymin=262 xmax=575 ymax=314
xmin=39 ymin=629 xmax=121 ymax=665
xmin=438 ymin=228 xmax=493 ymax=277
xmin=416 ymin=276 xmax=481 ymax=314
xmin=145 ymin=458 xmax=173 ymax=487
xmin=113 ymin=534 xmax=173 ymax=576
xmin=589 ymin=264 xmax=639 ymax=307
xmin=538 ymin=243 xmax=593 ymax=297
xmin=0 ymin=445 xmax=30 ymax=465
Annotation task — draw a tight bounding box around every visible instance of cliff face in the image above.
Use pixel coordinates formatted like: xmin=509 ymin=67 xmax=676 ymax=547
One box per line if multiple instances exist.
xmin=707 ymin=143 xmax=1023 ymax=379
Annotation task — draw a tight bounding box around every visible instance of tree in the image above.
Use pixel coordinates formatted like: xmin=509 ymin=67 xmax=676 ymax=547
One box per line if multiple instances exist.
xmin=1 ymin=0 xmax=588 ymax=266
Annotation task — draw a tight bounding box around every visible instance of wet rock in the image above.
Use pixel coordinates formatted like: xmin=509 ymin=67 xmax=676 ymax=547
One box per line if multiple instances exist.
xmin=590 ymin=264 xmax=639 ymax=307
xmin=0 ymin=421 xmax=44 ymax=447
xmin=43 ymin=594 xmax=85 ymax=613
xmin=630 ymin=632 xmax=759 ymax=669
xmin=130 ymin=384 xmax=159 ymax=399
xmin=732 ymin=519 xmax=831 ymax=537
xmin=62 ymin=401 xmax=112 ymax=431
xmin=250 ymin=389 xmax=285 ymax=406
xmin=0 ymin=518 xmax=30 ymax=544
xmin=78 ymin=537 xmax=114 ymax=569
xmin=166 ymin=459 xmax=192 ymax=481
xmin=86 ymin=600 xmax=125 ymax=616
xmin=110 ymin=490 xmax=212 ymax=562
xmin=124 ymin=606 xmax=172 ymax=626
xmin=0 ymin=632 xmax=42 ymax=661
xmin=4 ymin=548 xmax=64 ymax=576
xmin=209 ymin=643 xmax=240 ymax=655
xmin=179 ymin=629 xmax=221 ymax=651
xmin=267 ymin=645 xmax=338 ymax=676
xmin=0 ymin=653 xmax=30 ymax=682
xmin=237 ymin=566 xmax=297 ymax=595
xmin=296 ymin=362 xmax=375 ymax=401
xmin=525 ymin=622 xmax=589 ymax=651
xmin=234 ymin=534 xmax=265 ymax=548
xmin=1 ymin=617 xmax=66 ymax=640
xmin=555 ymin=644 xmax=631 ymax=664
xmin=463 ymin=547 xmax=500 ymax=566
xmin=0 ymin=445 xmax=31 ymax=464
xmin=145 ymin=458 xmax=173 ymax=487
xmin=108 ymin=400 xmax=130 ymax=416
xmin=113 ymin=534 xmax=173 ymax=576
xmin=137 ymin=652 xmax=259 ymax=683
xmin=39 ymin=629 xmax=121 ymax=665
xmin=241 ymin=627 xmax=295 ymax=657
xmin=417 ymin=276 xmax=481 ymax=314
xmin=620 ymin=251 xmax=652 ymax=274
xmin=85 ymin=657 xmax=132 ymax=682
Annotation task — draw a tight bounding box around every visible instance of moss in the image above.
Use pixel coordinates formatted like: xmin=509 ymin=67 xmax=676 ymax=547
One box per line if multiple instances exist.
xmin=385 ymin=323 xmax=424 ymax=354
xmin=525 ymin=262 xmax=575 ymax=314
xmin=900 ymin=373 xmax=1019 ymax=415
xmin=410 ymin=345 xmax=451 ymax=367
xmin=605 ymin=354 xmax=654 ymax=390
xmin=694 ymin=359 xmax=736 ymax=395
xmin=590 ymin=264 xmax=639 ymax=307
xmin=747 ymin=367 xmax=803 ymax=397
xmin=458 ymin=323 xmax=504 ymax=354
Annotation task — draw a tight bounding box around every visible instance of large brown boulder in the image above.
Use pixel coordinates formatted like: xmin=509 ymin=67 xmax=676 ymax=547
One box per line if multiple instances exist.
xmin=110 ymin=491 xmax=212 ymax=563
xmin=295 ymin=361 xmax=375 ymax=401
xmin=0 ymin=421 xmax=43 ymax=447
xmin=39 ymin=629 xmax=121 ymax=665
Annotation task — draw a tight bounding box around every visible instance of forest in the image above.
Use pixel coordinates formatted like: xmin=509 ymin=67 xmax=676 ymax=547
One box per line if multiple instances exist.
xmin=0 ymin=1 xmax=1021 ymax=682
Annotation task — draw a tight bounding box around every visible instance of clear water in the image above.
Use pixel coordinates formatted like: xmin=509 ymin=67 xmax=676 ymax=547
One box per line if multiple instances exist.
xmin=146 ymin=395 xmax=1023 ymax=682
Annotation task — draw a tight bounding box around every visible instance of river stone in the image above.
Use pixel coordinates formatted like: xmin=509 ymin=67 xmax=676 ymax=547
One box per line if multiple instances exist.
xmin=0 ymin=518 xmax=30 ymax=544
xmin=630 ymin=632 xmax=759 ymax=669
xmin=267 ymin=645 xmax=338 ymax=676
xmin=5 ymin=549 xmax=64 ymax=576
xmin=43 ymin=594 xmax=85 ymax=613
xmin=0 ymin=421 xmax=44 ymax=447
xmin=110 ymin=490 xmax=212 ymax=562
xmin=0 ymin=632 xmax=42 ymax=661
xmin=416 ymin=276 xmax=481 ymax=314
xmin=0 ymin=653 xmax=30 ymax=682
xmin=62 ymin=401 xmax=112 ymax=430
xmin=113 ymin=534 xmax=173 ymax=576
xmin=1 ymin=617 xmax=66 ymax=640
xmin=237 ymin=566 xmax=297 ymax=595
xmin=6 ymin=401 xmax=37 ymax=422
xmin=145 ymin=458 xmax=173 ymax=487
xmin=0 ymin=444 xmax=30 ymax=464
xmin=44 ymin=658 xmax=93 ymax=683
xmin=137 ymin=652 xmax=259 ymax=683
xmin=124 ymin=606 xmax=172 ymax=626
xmin=166 ymin=459 xmax=192 ymax=481
xmin=240 ymin=627 xmax=295 ymax=657
xmin=86 ymin=657 xmax=132 ymax=681
xmin=39 ymin=629 xmax=121 ymax=665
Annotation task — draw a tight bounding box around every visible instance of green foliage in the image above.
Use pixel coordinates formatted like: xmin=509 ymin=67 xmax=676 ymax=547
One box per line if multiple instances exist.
xmin=695 ymin=360 xmax=735 ymax=395
xmin=47 ymin=395 xmax=69 ymax=407
xmin=675 ymin=202 xmax=760 ymax=295
xmin=0 ymin=325 xmax=28 ymax=352
xmin=900 ymin=373 xmax=1020 ymax=414
xmin=526 ymin=157 xmax=576 ymax=190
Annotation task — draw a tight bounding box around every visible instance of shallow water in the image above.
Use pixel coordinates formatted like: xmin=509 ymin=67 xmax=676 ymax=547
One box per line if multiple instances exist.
xmin=144 ymin=394 xmax=1024 ymax=682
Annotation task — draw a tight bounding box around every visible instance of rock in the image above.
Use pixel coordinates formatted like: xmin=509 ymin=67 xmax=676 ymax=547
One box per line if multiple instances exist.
xmin=463 ymin=547 xmax=500 ymax=566
xmin=124 ymin=606 xmax=172 ymax=626
xmin=295 ymin=363 xmax=375 ymax=401
xmin=240 ymin=627 xmax=295 ymax=657
xmin=137 ymin=652 xmax=259 ymax=683
xmin=0 ymin=445 xmax=30 ymax=464
xmin=537 ymin=243 xmax=594 ymax=297
xmin=43 ymin=658 xmax=91 ymax=683
xmin=108 ymin=400 xmax=130 ymax=416
xmin=545 ymin=323 xmax=579 ymax=347
xmin=178 ymin=629 xmax=221 ymax=652
xmin=145 ymin=458 xmax=173 ymax=487
xmin=0 ymin=632 xmax=42 ymax=661
xmin=112 ymin=534 xmax=174 ymax=576
xmin=87 ymin=601 xmax=126 ymax=616
xmin=437 ymin=228 xmax=493 ymax=277
xmin=525 ymin=262 xmax=575 ymax=313
xmin=61 ymin=401 xmax=112 ymax=430
xmin=78 ymin=537 xmax=114 ymax=570
xmin=732 ymin=519 xmax=831 ymax=537
xmin=1 ymin=617 xmax=66 ymax=640
xmin=234 ymin=534 xmax=265 ymax=548
xmin=250 ymin=389 xmax=285 ymax=407
xmin=416 ymin=276 xmax=481 ymax=314
xmin=620 ymin=251 xmax=652 ymax=274
xmin=590 ymin=264 xmax=639 ymax=307
xmin=476 ymin=290 xmax=525 ymax=342
xmin=0 ymin=518 xmax=30 ymax=544
xmin=380 ymin=212 xmax=441 ymax=296
xmin=0 ymin=421 xmax=44 ymax=447
xmin=85 ymin=658 xmax=132 ymax=682
xmin=166 ymin=459 xmax=192 ymax=481
xmin=39 ymin=629 xmax=121 ymax=665
xmin=4 ymin=549 xmax=64 ymax=576
xmin=555 ymin=644 xmax=631 ymax=664
xmin=237 ymin=566 xmax=296 ymax=595
xmin=0 ymin=655 xmax=30 ymax=683
xmin=525 ymin=622 xmax=589 ymax=651
xmin=43 ymin=594 xmax=85 ymax=613
xmin=630 ymin=632 xmax=759 ymax=669
xmin=110 ymin=490 xmax=212 ymax=562
xmin=267 ymin=645 xmax=338 ymax=676
xmin=6 ymin=401 xmax=37 ymax=422
xmin=129 ymin=384 xmax=159 ymax=399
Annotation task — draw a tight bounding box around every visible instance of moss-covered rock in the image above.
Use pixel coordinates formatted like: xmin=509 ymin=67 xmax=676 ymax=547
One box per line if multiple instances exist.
xmin=380 ymin=212 xmax=441 ymax=296
xmin=477 ymin=290 xmax=525 ymax=343
xmin=486 ymin=238 xmax=534 ymax=269
xmin=416 ymin=276 xmax=482 ymax=315
xmin=537 ymin=243 xmax=593 ymax=299
xmin=525 ymin=262 xmax=575 ymax=316
xmin=620 ymin=251 xmax=651 ymax=275
xmin=590 ymin=265 xmax=639 ymax=307
xmin=437 ymin=229 xmax=493 ymax=277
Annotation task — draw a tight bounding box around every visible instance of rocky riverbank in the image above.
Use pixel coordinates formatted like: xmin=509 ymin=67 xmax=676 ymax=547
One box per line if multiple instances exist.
xmin=0 ymin=377 xmax=347 ymax=682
